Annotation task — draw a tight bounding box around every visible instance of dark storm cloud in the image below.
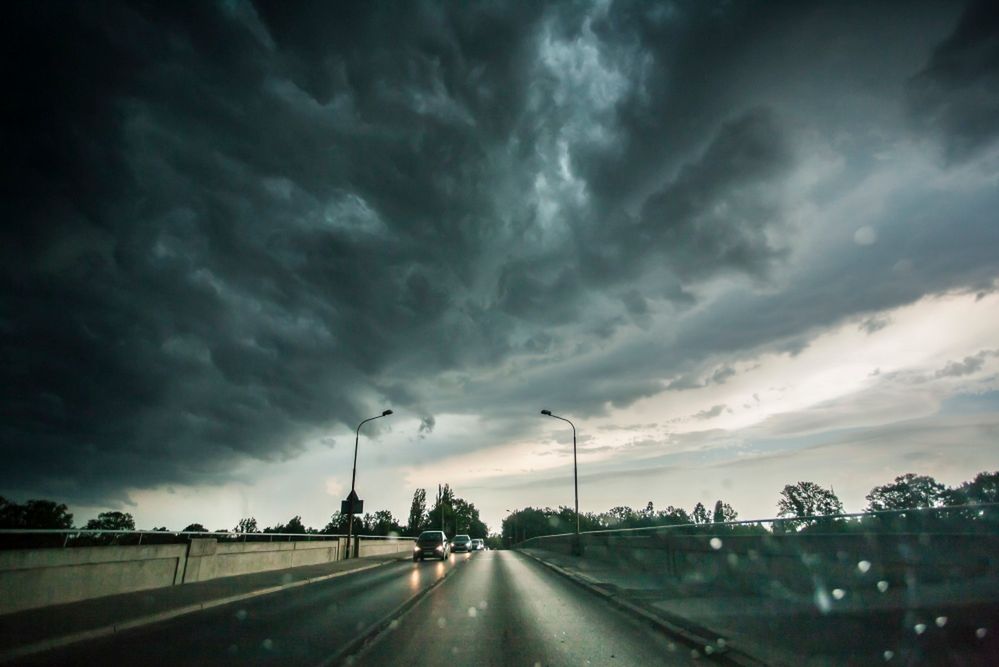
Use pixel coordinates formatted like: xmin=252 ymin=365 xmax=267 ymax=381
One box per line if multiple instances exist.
xmin=1 ymin=1 xmax=995 ymax=506
xmin=907 ymin=0 xmax=999 ymax=161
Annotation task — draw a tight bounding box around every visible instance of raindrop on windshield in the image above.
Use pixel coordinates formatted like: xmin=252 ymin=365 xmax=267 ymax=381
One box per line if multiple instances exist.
xmin=467 ymin=606 xmax=478 ymax=618
xmin=914 ymin=623 xmax=927 ymax=635
xmin=709 ymin=537 xmax=723 ymax=550
xmin=883 ymin=650 xmax=894 ymax=661
xmin=935 ymin=616 xmax=947 ymax=628
xmin=857 ymin=560 xmax=871 ymax=574
xmin=832 ymin=588 xmax=846 ymax=600
xmin=877 ymin=580 xmax=889 ymax=593
xmin=976 ymin=628 xmax=988 ymax=639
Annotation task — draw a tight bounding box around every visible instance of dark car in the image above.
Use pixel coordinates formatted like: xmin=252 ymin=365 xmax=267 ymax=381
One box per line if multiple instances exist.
xmin=413 ymin=530 xmax=449 ymax=561
xmin=451 ymin=534 xmax=472 ymax=552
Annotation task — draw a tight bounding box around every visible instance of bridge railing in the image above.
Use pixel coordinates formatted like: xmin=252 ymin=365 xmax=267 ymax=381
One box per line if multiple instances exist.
xmin=0 ymin=529 xmax=414 ymax=550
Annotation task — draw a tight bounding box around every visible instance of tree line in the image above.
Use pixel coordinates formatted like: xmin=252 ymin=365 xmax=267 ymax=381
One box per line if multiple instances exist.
xmin=0 ymin=483 xmax=489 ymax=539
xmin=502 ymin=470 xmax=999 ymax=543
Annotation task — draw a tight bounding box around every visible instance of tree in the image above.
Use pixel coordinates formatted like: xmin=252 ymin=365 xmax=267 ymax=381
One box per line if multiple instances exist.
xmin=182 ymin=523 xmax=208 ymax=532
xmin=712 ymin=500 xmax=738 ymax=523
xmin=945 ymin=471 xmax=999 ymax=505
xmin=777 ymin=482 xmax=843 ymax=530
xmin=866 ymin=473 xmax=946 ymax=512
xmin=406 ymin=488 xmax=427 ymax=536
xmin=234 ymin=517 xmax=258 ymax=533
xmin=85 ymin=511 xmax=135 ymax=531
xmin=322 ymin=511 xmax=362 ymax=535
xmin=364 ymin=510 xmax=403 ymax=536
xmin=0 ymin=498 xmax=74 ymax=529
xmin=264 ymin=516 xmax=307 ymax=534
xmin=692 ymin=502 xmax=710 ymax=524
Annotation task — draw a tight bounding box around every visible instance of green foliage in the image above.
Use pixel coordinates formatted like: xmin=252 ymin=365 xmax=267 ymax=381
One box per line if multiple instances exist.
xmin=265 ymin=516 xmax=307 ymax=534
xmin=776 ymin=482 xmax=843 ymax=530
xmin=945 ymin=470 xmax=999 ymax=505
xmin=692 ymin=502 xmax=710 ymax=524
xmin=234 ymin=517 xmax=258 ymax=533
xmin=182 ymin=523 xmax=208 ymax=532
xmin=426 ymin=484 xmax=488 ymax=538
xmin=406 ymin=488 xmax=427 ymax=536
xmin=85 ymin=511 xmax=135 ymax=531
xmin=0 ymin=497 xmax=74 ymax=529
xmin=865 ymin=473 xmax=945 ymax=511
xmin=713 ymin=500 xmax=738 ymax=523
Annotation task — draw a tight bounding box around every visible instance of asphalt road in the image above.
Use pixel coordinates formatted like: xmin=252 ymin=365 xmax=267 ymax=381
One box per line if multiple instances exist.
xmin=10 ymin=551 xmax=698 ymax=666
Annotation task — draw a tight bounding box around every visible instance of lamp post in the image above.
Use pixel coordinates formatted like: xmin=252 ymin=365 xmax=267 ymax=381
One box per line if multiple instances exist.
xmin=346 ymin=409 xmax=393 ymax=558
xmin=541 ymin=409 xmax=582 ymax=555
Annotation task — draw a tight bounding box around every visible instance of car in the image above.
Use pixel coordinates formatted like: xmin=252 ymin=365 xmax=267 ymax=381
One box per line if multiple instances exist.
xmin=451 ymin=534 xmax=472 ymax=552
xmin=471 ymin=538 xmax=484 ymax=551
xmin=413 ymin=530 xmax=449 ymax=561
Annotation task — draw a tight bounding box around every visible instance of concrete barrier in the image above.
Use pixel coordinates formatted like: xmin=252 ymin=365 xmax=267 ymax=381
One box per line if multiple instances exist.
xmin=524 ymin=530 xmax=999 ymax=595
xmin=0 ymin=536 xmax=414 ymax=615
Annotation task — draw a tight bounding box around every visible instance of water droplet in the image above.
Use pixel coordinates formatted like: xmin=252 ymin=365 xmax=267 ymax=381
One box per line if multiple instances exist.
xmin=727 ymin=553 xmax=739 ymax=566
xmin=281 ymin=573 xmax=293 ymax=584
xmin=437 ymin=616 xmax=447 ymax=628
xmin=883 ymin=650 xmax=894 ymax=661
xmin=261 ymin=638 xmax=273 ymax=651
xmin=389 ymin=619 xmax=400 ymax=630
xmin=814 ymin=587 xmax=832 ymax=613
xmin=666 ymin=642 xmax=676 ymax=652
xmin=717 ymin=638 xmax=727 ymax=648
xmin=704 ymin=645 xmax=715 ymax=655
xmin=935 ymin=616 xmax=947 ymax=628
xmin=709 ymin=537 xmax=723 ymax=550
xmin=467 ymin=606 xmax=478 ymax=618
xmin=877 ymin=580 xmax=889 ymax=593
xmin=691 ymin=648 xmax=701 ymax=659
xmin=478 ymin=600 xmax=488 ymax=610
xmin=914 ymin=623 xmax=927 ymax=635
xmin=451 ymin=647 xmax=459 ymax=655
xmin=976 ymin=628 xmax=988 ymax=639
xmin=858 ymin=560 xmax=871 ymax=574
xmin=234 ymin=609 xmax=248 ymax=621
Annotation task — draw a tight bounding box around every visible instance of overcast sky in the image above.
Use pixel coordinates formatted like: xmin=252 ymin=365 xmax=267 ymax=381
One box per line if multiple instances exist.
xmin=3 ymin=0 xmax=998 ymax=533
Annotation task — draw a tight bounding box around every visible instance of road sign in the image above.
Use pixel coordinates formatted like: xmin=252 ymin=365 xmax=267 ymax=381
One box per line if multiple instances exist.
xmin=342 ymin=490 xmax=363 ymax=515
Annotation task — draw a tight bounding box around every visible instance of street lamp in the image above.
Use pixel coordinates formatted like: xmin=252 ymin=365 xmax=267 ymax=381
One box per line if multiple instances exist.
xmin=541 ymin=409 xmax=582 ymax=555
xmin=346 ymin=409 xmax=393 ymax=558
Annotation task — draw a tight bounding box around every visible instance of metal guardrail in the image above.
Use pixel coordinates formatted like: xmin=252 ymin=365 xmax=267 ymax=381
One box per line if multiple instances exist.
xmin=517 ymin=502 xmax=999 ymax=546
xmin=0 ymin=529 xmax=416 ymax=549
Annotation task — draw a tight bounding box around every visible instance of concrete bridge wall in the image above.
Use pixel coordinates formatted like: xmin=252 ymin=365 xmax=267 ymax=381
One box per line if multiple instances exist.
xmin=524 ymin=531 xmax=999 ymax=595
xmin=0 ymin=536 xmax=413 ymax=615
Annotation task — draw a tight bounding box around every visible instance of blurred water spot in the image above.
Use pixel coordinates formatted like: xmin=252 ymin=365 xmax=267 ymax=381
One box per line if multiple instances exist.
xmin=832 ymin=588 xmax=846 ymax=600
xmin=935 ymin=616 xmax=947 ymax=628
xmin=389 ymin=619 xmax=400 ymax=631
xmin=858 ymin=560 xmax=871 ymax=574
xmin=883 ymin=650 xmax=894 ymax=661
xmin=709 ymin=538 xmax=723 ymax=550
xmin=451 ymin=647 xmax=459 ymax=655
xmin=717 ymin=638 xmax=727 ymax=649
xmin=704 ymin=645 xmax=715 ymax=655
xmin=467 ymin=606 xmax=478 ymax=618
xmin=814 ymin=587 xmax=832 ymax=613
xmin=356 ymin=620 xmax=364 ymax=631
xmin=261 ymin=638 xmax=274 ymax=651
xmin=877 ymin=580 xmax=890 ymax=593
xmin=437 ymin=616 xmax=447 ymax=628
xmin=727 ymin=553 xmax=739 ymax=567
xmin=691 ymin=648 xmax=701 ymax=659
xmin=976 ymin=628 xmax=988 ymax=639
xmin=478 ymin=600 xmax=488 ymax=610
xmin=666 ymin=642 xmax=676 ymax=652
xmin=234 ymin=609 xmax=248 ymax=621
xmin=281 ymin=573 xmax=293 ymax=584
xmin=914 ymin=623 xmax=927 ymax=635
xmin=227 ymin=644 xmax=238 ymax=655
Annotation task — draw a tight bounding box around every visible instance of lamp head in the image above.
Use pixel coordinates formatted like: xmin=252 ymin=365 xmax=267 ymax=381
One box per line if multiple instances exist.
xmin=382 ymin=409 xmax=393 ymax=416
xmin=540 ymin=409 xmax=552 ymax=416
